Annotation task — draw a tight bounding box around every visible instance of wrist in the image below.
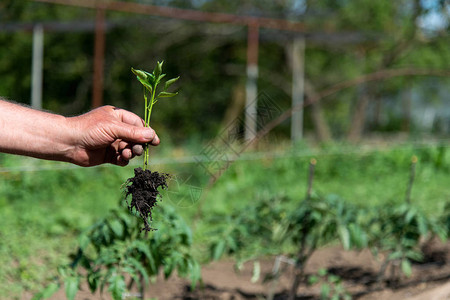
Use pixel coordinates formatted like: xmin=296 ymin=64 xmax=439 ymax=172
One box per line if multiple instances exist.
xmin=61 ymin=115 xmax=88 ymax=166
xmin=55 ymin=115 xmax=80 ymax=164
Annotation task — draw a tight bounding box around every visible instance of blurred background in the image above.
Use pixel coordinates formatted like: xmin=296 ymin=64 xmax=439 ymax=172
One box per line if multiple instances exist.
xmin=0 ymin=0 xmax=449 ymax=299
xmin=1 ymin=0 xmax=449 ymax=142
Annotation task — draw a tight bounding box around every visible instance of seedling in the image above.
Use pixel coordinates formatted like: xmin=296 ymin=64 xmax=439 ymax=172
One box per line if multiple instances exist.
xmin=124 ymin=61 xmax=179 ymax=232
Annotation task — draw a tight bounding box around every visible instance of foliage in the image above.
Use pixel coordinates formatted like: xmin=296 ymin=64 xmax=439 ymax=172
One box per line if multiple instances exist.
xmin=205 ymin=147 xmax=449 ymax=297
xmin=207 ymin=193 xmax=367 ymax=299
xmin=207 ymin=194 xmax=368 ymax=259
xmin=308 ymin=268 xmax=351 ymax=300
xmin=366 ymin=203 xmax=447 ymax=283
xmin=34 ymin=205 xmax=201 ymax=300
xmin=282 ymin=194 xmax=367 ymax=300
xmin=207 ymin=196 xmax=288 ymax=263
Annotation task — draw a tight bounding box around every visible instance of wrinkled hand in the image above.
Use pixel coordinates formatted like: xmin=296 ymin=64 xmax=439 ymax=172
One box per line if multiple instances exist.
xmin=67 ymin=106 xmax=159 ymax=167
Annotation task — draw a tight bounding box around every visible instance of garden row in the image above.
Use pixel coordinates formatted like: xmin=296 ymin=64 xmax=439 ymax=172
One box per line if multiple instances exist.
xmin=34 ymin=155 xmax=450 ymax=300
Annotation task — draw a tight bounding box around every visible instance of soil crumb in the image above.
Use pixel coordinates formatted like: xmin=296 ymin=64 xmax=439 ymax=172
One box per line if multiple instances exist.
xmin=124 ymin=167 xmax=169 ymax=232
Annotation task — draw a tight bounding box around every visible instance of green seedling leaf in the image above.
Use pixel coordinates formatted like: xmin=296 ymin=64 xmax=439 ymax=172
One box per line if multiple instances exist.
xmin=123 ymin=266 xmax=141 ymax=291
xmin=163 ymin=259 xmax=175 ymax=278
xmin=308 ymin=275 xmax=319 ymax=285
xmin=164 ymin=76 xmax=179 ymax=90
xmin=417 ymin=216 xmax=428 ymax=235
xmin=328 ymin=274 xmax=340 ymax=284
xmin=338 ymin=226 xmax=350 ymax=250
xmin=108 ymin=274 xmax=126 ymax=300
xmin=158 ymin=73 xmax=166 ymax=81
xmin=189 ymin=260 xmax=202 ymax=288
xmin=401 ymin=259 xmax=412 ymax=277
xmin=137 ymin=77 xmax=153 ymax=93
xmin=64 ymin=276 xmax=79 ymax=300
xmin=87 ymin=271 xmax=100 ymax=293
xmin=320 ymin=283 xmax=331 ymax=299
xmin=143 ymin=70 xmax=155 ymax=82
xmin=78 ymin=233 xmax=90 ymax=250
xmin=127 ymin=256 xmax=150 ymax=284
xmin=108 ymin=219 xmax=124 ymax=237
xmin=318 ymin=268 xmax=328 ymax=276
xmin=32 ymin=282 xmax=60 ymax=300
xmin=131 ymin=68 xmax=147 ymax=81
xmin=132 ymin=240 xmax=156 ymax=274
xmin=388 ymin=251 xmax=403 ymax=261
xmin=158 ymin=91 xmax=178 ymax=98
xmin=154 ymin=61 xmax=163 ymax=78
xmin=405 ymin=209 xmax=416 ymax=223
xmin=212 ymin=239 xmax=226 ymax=260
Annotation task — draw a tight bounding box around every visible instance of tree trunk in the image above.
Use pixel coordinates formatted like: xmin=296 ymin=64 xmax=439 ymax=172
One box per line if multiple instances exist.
xmin=305 ymin=80 xmax=332 ymax=142
xmin=401 ymin=88 xmax=412 ymax=132
xmin=221 ymin=83 xmax=246 ymax=129
xmin=347 ymin=85 xmax=370 ymax=142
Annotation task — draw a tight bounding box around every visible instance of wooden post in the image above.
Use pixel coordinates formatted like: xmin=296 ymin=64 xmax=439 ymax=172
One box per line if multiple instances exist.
xmin=92 ymin=6 xmax=106 ymax=108
xmin=245 ymin=22 xmax=259 ymax=142
xmin=291 ymin=37 xmax=305 ymax=143
xmin=31 ymin=23 xmax=44 ymax=109
xmin=306 ymin=158 xmax=316 ymax=201
xmin=405 ymin=155 xmax=417 ymax=204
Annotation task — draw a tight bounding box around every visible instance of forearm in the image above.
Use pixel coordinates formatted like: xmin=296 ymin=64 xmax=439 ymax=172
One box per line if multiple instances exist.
xmin=0 ymin=100 xmax=74 ymax=162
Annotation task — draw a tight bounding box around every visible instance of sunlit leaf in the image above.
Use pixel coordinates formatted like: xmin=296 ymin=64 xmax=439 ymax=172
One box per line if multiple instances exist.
xmin=32 ymin=282 xmax=59 ymax=300
xmin=131 ymin=67 xmax=147 ymax=81
xmin=164 ymin=76 xmax=179 ymax=91
xmin=108 ymin=274 xmax=126 ymax=300
xmin=64 ymin=276 xmax=79 ymax=300
xmin=308 ymin=275 xmax=319 ymax=285
xmin=127 ymin=256 xmax=149 ymax=285
xmin=401 ymin=259 xmax=412 ymax=277
xmin=87 ymin=271 xmax=100 ymax=293
xmin=137 ymin=77 xmax=153 ymax=93
xmin=212 ymin=240 xmax=226 ymax=260
xmin=338 ymin=226 xmax=350 ymax=250
xmin=108 ymin=219 xmax=123 ymax=237
xmin=158 ymin=91 xmax=178 ymax=98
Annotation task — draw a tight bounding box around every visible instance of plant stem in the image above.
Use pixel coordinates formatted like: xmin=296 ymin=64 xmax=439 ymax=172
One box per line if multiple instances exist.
xmin=143 ymin=84 xmax=157 ymax=170
xmin=143 ymin=89 xmax=149 ymax=170
xmin=405 ymin=155 xmax=417 ymax=204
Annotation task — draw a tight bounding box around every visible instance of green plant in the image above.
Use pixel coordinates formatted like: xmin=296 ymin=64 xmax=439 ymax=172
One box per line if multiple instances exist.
xmin=131 ymin=62 xmax=179 ymax=170
xmin=284 ymin=194 xmax=367 ymax=300
xmin=206 ymin=194 xmax=366 ymax=300
xmin=207 ymin=196 xmax=288 ymax=263
xmin=308 ymin=268 xmax=351 ymax=300
xmin=365 ymin=156 xmax=448 ymax=286
xmin=124 ymin=62 xmax=180 ymax=232
xmin=34 ymin=205 xmax=201 ymax=300
xmin=367 ymin=203 xmax=446 ymax=286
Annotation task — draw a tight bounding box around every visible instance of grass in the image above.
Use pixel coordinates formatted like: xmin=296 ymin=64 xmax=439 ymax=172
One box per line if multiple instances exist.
xmin=0 ymin=141 xmax=448 ymax=298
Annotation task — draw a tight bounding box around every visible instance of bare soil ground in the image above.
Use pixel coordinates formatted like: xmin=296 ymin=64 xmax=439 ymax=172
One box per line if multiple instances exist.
xmin=33 ymin=240 xmax=450 ymax=300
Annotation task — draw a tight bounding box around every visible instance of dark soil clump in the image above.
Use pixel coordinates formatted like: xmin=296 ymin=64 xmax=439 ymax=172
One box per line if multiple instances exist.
xmin=124 ymin=167 xmax=170 ymax=232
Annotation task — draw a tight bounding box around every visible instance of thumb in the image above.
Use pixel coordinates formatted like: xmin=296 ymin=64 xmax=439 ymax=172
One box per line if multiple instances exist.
xmin=113 ymin=123 xmax=159 ymax=145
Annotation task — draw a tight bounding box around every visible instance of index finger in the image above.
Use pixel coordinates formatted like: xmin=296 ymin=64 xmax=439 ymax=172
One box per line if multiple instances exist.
xmin=114 ymin=108 xmax=145 ymax=127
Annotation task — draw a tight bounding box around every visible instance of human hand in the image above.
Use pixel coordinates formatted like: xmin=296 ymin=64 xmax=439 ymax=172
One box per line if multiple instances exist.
xmin=66 ymin=106 xmax=160 ymax=167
